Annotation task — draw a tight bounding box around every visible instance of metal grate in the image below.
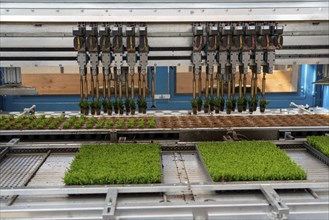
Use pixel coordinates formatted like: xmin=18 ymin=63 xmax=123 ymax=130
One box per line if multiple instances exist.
xmin=0 ymin=154 xmax=44 ymax=188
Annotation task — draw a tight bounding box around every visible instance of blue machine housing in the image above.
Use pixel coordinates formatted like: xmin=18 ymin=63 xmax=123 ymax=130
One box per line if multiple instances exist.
xmin=0 ymin=64 xmax=328 ymax=112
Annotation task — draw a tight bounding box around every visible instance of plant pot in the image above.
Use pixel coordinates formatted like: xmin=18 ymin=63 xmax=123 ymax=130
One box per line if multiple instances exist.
xmin=204 ymin=107 xmax=209 ymax=113
xmin=238 ymin=104 xmax=243 ymax=113
xmin=103 ymin=108 xmax=108 ymax=113
xmin=114 ymin=107 xmax=118 ymax=114
xmin=80 ymin=108 xmax=84 ymax=114
xmin=243 ymin=104 xmax=247 ymax=111
xmin=226 ymin=107 xmax=232 ymax=114
xmin=197 ymin=104 xmax=202 ymax=112
xmin=84 ymin=108 xmax=89 ymax=115
xmin=253 ymin=103 xmax=257 ymax=111
xmin=192 ymin=107 xmax=197 ymax=115
xmin=131 ymin=108 xmax=136 ymax=115
xmin=210 ymin=105 xmax=214 ymax=112
xmin=108 ymin=109 xmax=112 ymax=116
xmin=215 ymin=106 xmax=219 ymax=113
xmin=260 ymin=106 xmax=265 ymax=113
xmin=219 ymin=105 xmax=224 ymax=112
xmin=119 ymin=109 xmax=124 ymax=115
xmin=232 ymin=105 xmax=236 ymax=112
xmin=138 ymin=107 xmax=142 ymax=113
xmin=91 ymin=108 xmax=95 ymax=115
xmin=142 ymin=108 xmax=147 ymax=114
xmin=95 ymin=109 xmax=101 ymax=115
xmin=249 ymin=106 xmax=254 ymax=113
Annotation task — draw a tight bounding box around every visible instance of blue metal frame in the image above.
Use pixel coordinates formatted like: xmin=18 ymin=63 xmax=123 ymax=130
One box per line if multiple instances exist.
xmin=0 ymin=64 xmax=326 ymax=112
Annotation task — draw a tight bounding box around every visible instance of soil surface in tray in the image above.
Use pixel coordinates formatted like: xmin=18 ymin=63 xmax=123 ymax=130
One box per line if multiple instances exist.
xmin=157 ymin=114 xmax=329 ymax=129
xmin=0 ymin=114 xmax=328 ymax=130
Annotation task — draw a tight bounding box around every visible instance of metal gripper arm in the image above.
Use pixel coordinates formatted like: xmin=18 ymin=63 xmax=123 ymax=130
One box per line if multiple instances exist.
xmin=86 ymin=24 xmax=99 ymax=101
xmin=206 ymin=25 xmax=218 ymax=99
xmin=220 ymin=24 xmax=232 ymax=99
xmin=99 ymin=24 xmax=112 ymax=100
xmin=192 ymin=25 xmax=203 ymax=99
xmin=73 ymin=25 xmax=87 ymax=101
xmin=112 ymin=26 xmax=123 ymax=100
xmin=139 ymin=26 xmax=149 ymax=99
xmin=126 ymin=26 xmax=137 ymax=99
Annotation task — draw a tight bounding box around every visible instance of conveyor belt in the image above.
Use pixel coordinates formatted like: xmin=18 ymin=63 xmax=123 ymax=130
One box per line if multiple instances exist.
xmin=0 ymin=141 xmax=328 ymax=220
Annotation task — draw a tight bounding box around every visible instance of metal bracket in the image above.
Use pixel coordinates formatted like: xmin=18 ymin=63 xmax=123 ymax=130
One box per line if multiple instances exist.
xmin=102 ymin=188 xmax=118 ymax=220
xmin=206 ymin=52 xmax=216 ymax=74
xmin=140 ymin=53 xmax=148 ymax=75
xmin=102 ymin=52 xmax=112 ymax=75
xmin=8 ymin=138 xmax=20 ymax=145
xmin=260 ymin=184 xmax=289 ymax=220
xmin=193 ymin=208 xmax=208 ymax=220
xmin=90 ymin=53 xmax=99 ymax=76
xmin=77 ymin=52 xmax=87 ymax=76
xmin=284 ymin=132 xmax=295 ymax=140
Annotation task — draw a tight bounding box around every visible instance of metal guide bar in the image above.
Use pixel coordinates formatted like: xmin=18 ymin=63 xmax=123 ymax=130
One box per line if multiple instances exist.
xmin=303 ymin=142 xmax=329 ymax=166
xmin=260 ymin=184 xmax=290 ymax=219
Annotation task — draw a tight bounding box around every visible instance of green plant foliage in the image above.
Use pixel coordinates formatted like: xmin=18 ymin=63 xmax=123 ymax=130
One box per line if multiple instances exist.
xmin=85 ymin=117 xmax=96 ymax=129
xmin=73 ymin=116 xmax=86 ymax=129
xmin=64 ymin=144 xmax=162 ymax=185
xmin=204 ymin=99 xmax=209 ymax=108
xmin=307 ymin=136 xmax=329 ymax=157
xmin=148 ymin=117 xmax=156 ymax=128
xmin=116 ymin=118 xmax=125 ymax=129
xmin=260 ymin=100 xmax=270 ymax=107
xmin=62 ymin=116 xmax=77 ymax=129
xmin=198 ymin=141 xmax=307 ymax=181
xmin=105 ymin=119 xmax=114 ymax=129
xmin=191 ymin=99 xmax=197 ymax=108
xmin=96 ymin=118 xmax=105 ymax=129
xmin=130 ymin=99 xmax=136 ymax=109
xmin=138 ymin=118 xmax=145 ymax=129
xmin=127 ymin=118 xmax=135 ymax=128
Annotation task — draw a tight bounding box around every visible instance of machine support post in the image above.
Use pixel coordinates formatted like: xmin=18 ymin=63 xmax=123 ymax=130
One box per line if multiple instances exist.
xmin=262 ymin=72 xmax=266 ymax=98
xmin=119 ymin=68 xmax=123 ymax=100
xmin=210 ymin=73 xmax=214 ymax=97
xmin=131 ymin=77 xmax=134 ymax=100
xmin=238 ymin=69 xmax=242 ymax=98
xmin=251 ymin=71 xmax=255 ymax=98
xmin=95 ymin=72 xmax=100 ymax=100
xmin=142 ymin=74 xmax=146 ymax=98
xmin=138 ymin=68 xmax=141 ymax=97
xmin=90 ymin=74 xmax=95 ymax=100
xmin=243 ymin=73 xmax=247 ymax=97
xmin=114 ymin=68 xmax=118 ymax=99
xmin=125 ymin=71 xmax=129 ymax=99
xmin=205 ymin=69 xmax=209 ymax=99
xmin=216 ymin=72 xmax=220 ymax=97
xmin=151 ymin=66 xmax=156 ymax=108
xmin=198 ymin=71 xmax=202 ymax=98
xmin=79 ymin=75 xmax=84 ymax=100
xmin=192 ymin=68 xmax=196 ymax=99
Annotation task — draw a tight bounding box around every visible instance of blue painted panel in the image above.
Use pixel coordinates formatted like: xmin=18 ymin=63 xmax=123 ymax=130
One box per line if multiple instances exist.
xmin=323 ymin=86 xmax=329 ymax=109
xmin=155 ymin=67 xmax=169 ymax=94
